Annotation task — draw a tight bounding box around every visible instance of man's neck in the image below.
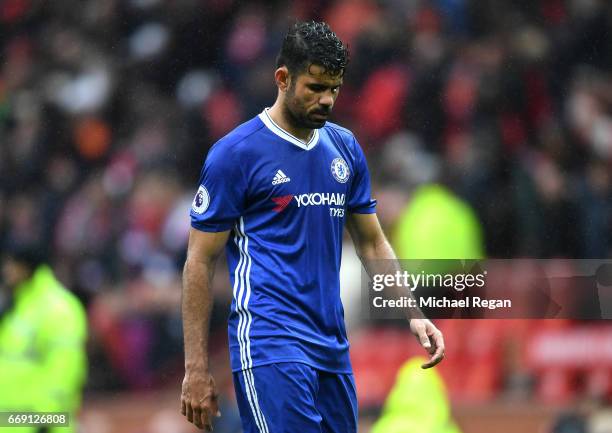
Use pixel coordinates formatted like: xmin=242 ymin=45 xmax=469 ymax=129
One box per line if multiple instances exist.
xmin=267 ymin=102 xmax=313 ymax=143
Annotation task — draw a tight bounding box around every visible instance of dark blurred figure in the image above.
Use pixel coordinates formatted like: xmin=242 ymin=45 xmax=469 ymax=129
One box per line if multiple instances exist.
xmin=0 ymin=244 xmax=87 ymax=433
xmin=549 ymin=412 xmax=588 ymax=433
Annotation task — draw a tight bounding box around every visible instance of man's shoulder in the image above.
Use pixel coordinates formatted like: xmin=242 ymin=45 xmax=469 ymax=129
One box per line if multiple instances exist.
xmin=323 ymin=121 xmax=355 ymax=142
xmin=210 ymin=116 xmax=266 ymax=157
xmin=323 ymin=122 xmax=365 ymax=159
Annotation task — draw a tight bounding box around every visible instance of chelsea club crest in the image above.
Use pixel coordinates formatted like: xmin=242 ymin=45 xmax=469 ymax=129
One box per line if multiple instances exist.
xmin=331 ymin=158 xmax=350 ymax=183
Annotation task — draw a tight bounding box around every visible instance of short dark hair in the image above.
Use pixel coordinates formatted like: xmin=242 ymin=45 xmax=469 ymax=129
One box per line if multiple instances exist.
xmin=276 ymin=21 xmax=349 ymax=77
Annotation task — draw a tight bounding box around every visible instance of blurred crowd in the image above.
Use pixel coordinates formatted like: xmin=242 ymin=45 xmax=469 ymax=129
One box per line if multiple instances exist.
xmin=2 ymin=0 xmax=612 ymax=412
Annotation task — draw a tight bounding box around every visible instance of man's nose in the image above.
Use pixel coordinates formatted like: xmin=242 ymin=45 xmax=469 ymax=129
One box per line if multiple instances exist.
xmin=319 ymin=92 xmax=334 ymax=108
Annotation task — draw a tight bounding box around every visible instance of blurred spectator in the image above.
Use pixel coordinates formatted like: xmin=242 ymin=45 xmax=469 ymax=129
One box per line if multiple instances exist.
xmin=0 ymin=244 xmax=87 ymax=433
xmin=371 ymin=356 xmax=462 ymax=433
xmin=392 ymin=183 xmax=485 ymax=260
xmin=548 ymin=412 xmax=588 ymax=433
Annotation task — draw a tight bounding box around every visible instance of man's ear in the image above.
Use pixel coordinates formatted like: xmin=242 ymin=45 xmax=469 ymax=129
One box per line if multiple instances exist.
xmin=275 ymin=66 xmax=290 ymax=92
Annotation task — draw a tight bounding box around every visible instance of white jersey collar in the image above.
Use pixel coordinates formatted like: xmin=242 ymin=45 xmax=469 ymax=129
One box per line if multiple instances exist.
xmin=258 ymin=108 xmax=320 ymax=151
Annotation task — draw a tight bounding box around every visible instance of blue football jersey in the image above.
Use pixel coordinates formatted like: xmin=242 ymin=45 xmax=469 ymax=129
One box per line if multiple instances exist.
xmin=190 ymin=109 xmax=376 ymax=373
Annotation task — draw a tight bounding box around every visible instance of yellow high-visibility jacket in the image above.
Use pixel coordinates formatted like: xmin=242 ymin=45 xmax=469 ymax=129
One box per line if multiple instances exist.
xmin=393 ymin=184 xmax=484 ymax=260
xmin=371 ymin=357 xmax=463 ymax=433
xmin=0 ymin=265 xmax=87 ymax=433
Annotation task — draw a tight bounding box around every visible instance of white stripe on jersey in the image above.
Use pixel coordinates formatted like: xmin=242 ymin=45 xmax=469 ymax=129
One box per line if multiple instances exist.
xmin=234 ymin=218 xmax=269 ymax=433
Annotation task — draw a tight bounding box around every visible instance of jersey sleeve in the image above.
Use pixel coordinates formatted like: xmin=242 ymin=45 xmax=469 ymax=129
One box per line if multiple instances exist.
xmin=347 ymin=137 xmax=377 ymax=214
xmin=190 ymin=142 xmax=247 ymax=232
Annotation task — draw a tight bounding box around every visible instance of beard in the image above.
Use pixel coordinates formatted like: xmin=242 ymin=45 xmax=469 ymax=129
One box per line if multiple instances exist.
xmin=283 ymin=86 xmax=330 ymax=130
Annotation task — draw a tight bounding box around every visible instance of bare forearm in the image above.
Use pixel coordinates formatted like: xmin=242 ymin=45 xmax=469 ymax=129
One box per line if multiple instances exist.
xmin=182 ymin=257 xmax=215 ymax=372
xmin=357 ymin=233 xmax=424 ymax=320
xmin=357 ymin=233 xmax=399 ymax=273
xmin=356 ymin=232 xmax=408 ymax=290
xmin=347 ymin=210 xmax=444 ymax=367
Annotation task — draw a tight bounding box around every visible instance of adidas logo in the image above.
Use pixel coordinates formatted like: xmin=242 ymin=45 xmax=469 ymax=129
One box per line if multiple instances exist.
xmin=272 ymin=169 xmax=291 ymax=185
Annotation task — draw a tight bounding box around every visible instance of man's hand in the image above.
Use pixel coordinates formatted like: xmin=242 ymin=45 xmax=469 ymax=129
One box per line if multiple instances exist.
xmin=181 ymin=370 xmax=221 ymax=431
xmin=410 ymin=319 xmax=445 ymax=369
